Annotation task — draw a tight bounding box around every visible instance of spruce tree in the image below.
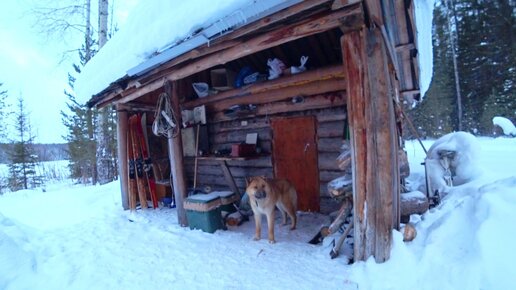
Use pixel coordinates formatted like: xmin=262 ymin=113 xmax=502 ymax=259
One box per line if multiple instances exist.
xmin=61 ymin=39 xmax=98 ymax=184
xmin=0 ymin=83 xmax=9 ymax=193
xmin=7 ymin=97 xmax=42 ymax=191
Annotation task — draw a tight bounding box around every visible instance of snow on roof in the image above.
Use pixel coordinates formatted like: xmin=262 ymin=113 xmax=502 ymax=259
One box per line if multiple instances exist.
xmin=75 ymin=0 xmax=436 ymax=105
xmin=74 ymin=0 xmax=257 ymax=104
xmin=414 ymin=0 xmax=435 ymax=98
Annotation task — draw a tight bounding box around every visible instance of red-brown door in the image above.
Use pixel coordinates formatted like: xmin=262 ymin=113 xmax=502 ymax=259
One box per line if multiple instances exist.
xmin=272 ymin=116 xmax=319 ymax=212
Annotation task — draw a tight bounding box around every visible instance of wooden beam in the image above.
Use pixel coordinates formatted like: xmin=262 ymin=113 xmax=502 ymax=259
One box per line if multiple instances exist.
xmin=184 ymin=64 xmax=345 ymax=109
xmin=166 ymin=81 xmax=189 ymax=226
xmin=395 ymin=43 xmax=415 ymax=52
xmin=115 ymin=5 xmax=362 ymax=105
xmin=332 ymin=0 xmax=362 ymax=10
xmin=210 ymin=91 xmax=345 ymax=122
xmin=341 ymin=26 xmax=398 ymax=263
xmin=116 ymin=105 xmax=129 ymax=210
xmin=209 ymin=77 xmax=345 ymax=113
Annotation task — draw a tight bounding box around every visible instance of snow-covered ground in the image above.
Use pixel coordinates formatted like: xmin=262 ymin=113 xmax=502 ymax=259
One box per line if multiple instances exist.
xmin=1 ymin=136 xmax=515 ymax=290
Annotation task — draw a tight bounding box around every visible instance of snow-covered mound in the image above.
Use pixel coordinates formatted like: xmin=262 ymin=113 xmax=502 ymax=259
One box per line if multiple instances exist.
xmin=424 ymin=131 xmax=482 ymax=196
xmin=1 ymin=137 xmax=515 ymax=290
xmin=493 ymin=116 xmax=516 ymax=136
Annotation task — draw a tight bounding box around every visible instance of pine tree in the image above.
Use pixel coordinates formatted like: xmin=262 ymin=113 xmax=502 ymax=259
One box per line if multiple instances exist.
xmin=61 ymin=37 xmax=98 ymax=184
xmin=410 ymin=1 xmax=457 ymax=138
xmin=0 ymin=83 xmax=9 ymax=193
xmin=0 ymin=83 xmax=8 ymax=141
xmin=7 ymin=97 xmax=42 ymax=191
xmin=410 ymin=0 xmax=515 ymax=137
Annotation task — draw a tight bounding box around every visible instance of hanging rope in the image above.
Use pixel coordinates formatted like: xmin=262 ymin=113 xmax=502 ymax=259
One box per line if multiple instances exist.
xmin=152 ymin=91 xmax=178 ymax=138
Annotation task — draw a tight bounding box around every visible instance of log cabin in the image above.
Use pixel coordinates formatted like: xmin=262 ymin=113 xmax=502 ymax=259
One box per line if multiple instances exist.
xmin=77 ymin=0 xmax=428 ymax=263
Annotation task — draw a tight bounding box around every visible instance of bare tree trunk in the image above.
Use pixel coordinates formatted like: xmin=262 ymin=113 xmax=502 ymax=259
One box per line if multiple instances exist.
xmin=98 ymin=0 xmax=108 ymax=47
xmin=96 ymin=0 xmax=113 ymax=185
xmin=446 ymin=0 xmax=463 ymax=131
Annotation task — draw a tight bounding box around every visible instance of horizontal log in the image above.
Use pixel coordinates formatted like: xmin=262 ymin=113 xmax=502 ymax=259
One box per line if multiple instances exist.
xmin=184 ymin=156 xmax=272 ymax=168
xmin=318 ymin=120 xmax=346 ymax=138
xmin=318 ymin=137 xmax=345 ymax=152
xmin=320 ymin=170 xmax=347 ymax=183
xmin=210 ymin=91 xmax=346 ymax=122
xmin=211 ymin=127 xmax=271 ymax=144
xmin=400 ymin=191 xmax=429 ymax=216
xmin=318 ymin=152 xmax=342 ymax=171
xmin=208 ymin=78 xmax=346 ymax=113
xmin=186 ymin=65 xmax=345 ymax=109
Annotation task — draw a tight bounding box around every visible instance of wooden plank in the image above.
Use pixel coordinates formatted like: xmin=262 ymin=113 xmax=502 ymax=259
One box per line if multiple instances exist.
xmin=342 ymin=30 xmax=368 ymax=261
xmin=365 ymin=27 xmax=397 ymax=262
xmin=332 ymin=0 xmax=362 ymax=10
xmin=167 ymin=81 xmax=189 ymax=226
xmin=184 ymin=65 xmax=345 ymax=109
xmin=364 ymin=0 xmax=384 ymax=26
xmin=209 ymin=80 xmax=345 ymax=115
xmin=342 ymin=26 xmax=399 ymax=263
xmin=218 ymin=160 xmax=241 ymax=196
xmin=318 ymin=137 xmax=345 ymax=152
xmin=115 ymin=6 xmax=362 ymax=105
xmin=116 ymin=106 xmax=129 ymax=210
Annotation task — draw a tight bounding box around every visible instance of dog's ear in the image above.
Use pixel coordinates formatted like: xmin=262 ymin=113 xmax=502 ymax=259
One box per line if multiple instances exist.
xmin=246 ymin=177 xmax=254 ymax=186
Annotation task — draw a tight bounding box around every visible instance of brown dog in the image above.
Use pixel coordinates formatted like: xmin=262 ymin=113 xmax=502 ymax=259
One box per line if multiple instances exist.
xmin=245 ymin=176 xmax=297 ymax=243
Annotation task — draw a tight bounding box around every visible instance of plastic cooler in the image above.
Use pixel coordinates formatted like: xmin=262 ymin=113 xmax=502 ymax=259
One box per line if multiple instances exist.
xmin=184 ymin=192 xmax=224 ymax=233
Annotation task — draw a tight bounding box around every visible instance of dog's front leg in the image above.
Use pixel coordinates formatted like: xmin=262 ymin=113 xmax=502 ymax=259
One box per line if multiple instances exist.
xmin=254 ymin=213 xmax=262 ymax=241
xmin=266 ymin=210 xmax=276 ymax=244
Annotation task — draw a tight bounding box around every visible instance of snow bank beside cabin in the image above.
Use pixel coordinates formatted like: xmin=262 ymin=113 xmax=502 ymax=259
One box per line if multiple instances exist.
xmin=75 ymin=0 xmax=253 ymax=104
xmin=347 ymin=135 xmax=516 ymax=290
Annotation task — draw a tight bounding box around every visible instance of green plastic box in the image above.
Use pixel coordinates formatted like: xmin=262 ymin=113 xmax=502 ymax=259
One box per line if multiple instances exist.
xmin=184 ymin=192 xmax=224 ymax=233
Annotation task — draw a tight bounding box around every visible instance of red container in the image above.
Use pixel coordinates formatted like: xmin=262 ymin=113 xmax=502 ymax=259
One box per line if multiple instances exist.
xmin=231 ymin=144 xmax=256 ymax=157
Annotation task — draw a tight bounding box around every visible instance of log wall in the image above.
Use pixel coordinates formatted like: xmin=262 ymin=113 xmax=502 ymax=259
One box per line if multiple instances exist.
xmin=183 ymin=101 xmax=348 ymax=197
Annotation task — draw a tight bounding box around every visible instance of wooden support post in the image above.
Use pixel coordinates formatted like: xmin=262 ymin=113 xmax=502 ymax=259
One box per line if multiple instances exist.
xmin=341 ymin=27 xmax=399 ymax=263
xmin=166 ymin=81 xmax=189 ymax=226
xmin=116 ymin=105 xmax=129 ymax=210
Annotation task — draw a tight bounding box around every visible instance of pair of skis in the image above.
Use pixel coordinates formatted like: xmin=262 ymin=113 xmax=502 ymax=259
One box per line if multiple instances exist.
xmin=127 ymin=113 xmax=159 ymax=210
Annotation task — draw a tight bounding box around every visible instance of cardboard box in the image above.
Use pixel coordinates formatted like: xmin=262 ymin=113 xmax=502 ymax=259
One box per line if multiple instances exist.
xmin=211 ymin=68 xmax=236 ymax=90
xmin=231 ymin=144 xmax=256 ymax=157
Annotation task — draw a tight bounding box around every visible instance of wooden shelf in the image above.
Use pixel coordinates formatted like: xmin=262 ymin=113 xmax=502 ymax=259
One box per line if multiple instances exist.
xmin=182 ymin=65 xmax=345 ymax=110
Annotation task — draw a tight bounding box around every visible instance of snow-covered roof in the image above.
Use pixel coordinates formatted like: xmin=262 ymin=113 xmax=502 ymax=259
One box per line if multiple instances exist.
xmin=74 ymin=0 xmax=301 ymax=104
xmin=75 ymin=0 xmax=435 ymax=105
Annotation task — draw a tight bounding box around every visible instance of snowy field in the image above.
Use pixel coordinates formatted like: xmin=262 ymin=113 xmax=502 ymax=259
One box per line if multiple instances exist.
xmin=1 ymin=136 xmax=515 ymax=290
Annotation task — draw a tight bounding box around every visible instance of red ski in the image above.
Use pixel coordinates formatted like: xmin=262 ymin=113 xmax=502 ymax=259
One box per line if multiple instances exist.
xmin=129 ymin=115 xmax=149 ymax=209
xmin=134 ymin=113 xmax=159 ymax=209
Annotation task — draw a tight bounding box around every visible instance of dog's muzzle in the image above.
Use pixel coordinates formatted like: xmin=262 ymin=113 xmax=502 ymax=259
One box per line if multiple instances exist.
xmin=254 ymin=190 xmax=267 ymax=199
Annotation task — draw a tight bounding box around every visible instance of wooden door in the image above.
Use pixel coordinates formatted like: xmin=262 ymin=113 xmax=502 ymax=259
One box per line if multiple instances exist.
xmin=272 ymin=116 xmax=319 ymax=212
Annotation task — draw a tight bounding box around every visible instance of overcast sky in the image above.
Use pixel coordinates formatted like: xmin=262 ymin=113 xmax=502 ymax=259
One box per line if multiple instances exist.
xmin=0 ymin=0 xmax=137 ymax=144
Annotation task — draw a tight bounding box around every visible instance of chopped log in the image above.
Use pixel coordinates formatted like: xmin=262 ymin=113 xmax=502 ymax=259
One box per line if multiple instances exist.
xmin=400 ymin=191 xmax=428 ymax=217
xmin=327 ymin=175 xmax=353 ymax=199
xmin=336 ymin=140 xmax=352 ymax=170
xmin=402 ymin=223 xmax=417 ymax=242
